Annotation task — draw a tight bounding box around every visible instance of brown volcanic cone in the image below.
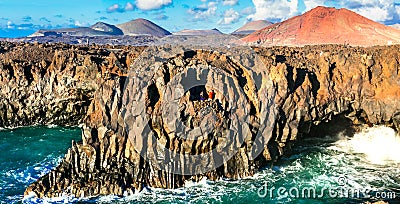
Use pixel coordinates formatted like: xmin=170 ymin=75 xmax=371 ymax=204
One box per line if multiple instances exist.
xmin=232 ymin=20 xmax=272 ymax=35
xmin=242 ymin=6 xmax=400 ymax=46
xmin=116 ymin=18 xmax=171 ymax=38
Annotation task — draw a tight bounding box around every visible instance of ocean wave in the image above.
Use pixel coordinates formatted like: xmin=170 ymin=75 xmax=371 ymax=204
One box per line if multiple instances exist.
xmin=332 ymin=125 xmax=400 ymax=164
xmin=23 ymin=192 xmax=80 ymax=204
xmin=46 ymin=124 xmax=58 ymax=128
xmin=4 ymin=155 xmax=62 ymax=184
xmin=2 ymin=155 xmax=63 ymax=204
xmin=0 ymin=124 xmax=81 ymax=131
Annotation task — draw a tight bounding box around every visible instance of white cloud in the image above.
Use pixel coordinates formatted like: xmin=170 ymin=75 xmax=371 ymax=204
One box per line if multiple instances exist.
xmin=222 ymin=0 xmax=238 ymax=6
xmin=354 ymin=6 xmax=390 ymax=22
xmin=299 ymin=0 xmax=400 ymax=23
xmin=188 ymin=2 xmax=218 ymax=21
xmin=107 ymin=4 xmax=123 ymax=13
xmin=155 ymin=14 xmax=169 ymax=20
xmin=240 ymin=6 xmax=255 ymax=15
xmin=1 ymin=20 xmax=46 ymax=31
xmin=22 ymin=16 xmax=32 ymax=22
xmin=107 ymin=2 xmax=135 ymax=13
xmin=125 ymin=2 xmax=134 ymax=11
xmin=218 ymin=8 xmax=240 ymax=24
xmin=246 ymin=0 xmax=400 ymax=23
xmin=74 ymin=20 xmax=89 ymax=27
xmin=338 ymin=0 xmax=399 ymax=23
xmin=303 ymin=0 xmax=326 ymax=11
xmin=396 ymin=4 xmax=400 ymax=18
xmin=247 ymin=0 xmax=299 ymax=22
xmin=135 ymin=0 xmax=172 ymax=10
xmin=7 ymin=21 xmax=15 ymax=29
xmin=16 ymin=23 xmax=34 ymax=30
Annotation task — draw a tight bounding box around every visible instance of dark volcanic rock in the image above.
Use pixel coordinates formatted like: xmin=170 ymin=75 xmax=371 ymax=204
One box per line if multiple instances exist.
xmin=1 ymin=35 xmax=158 ymax=46
xmin=0 ymin=42 xmax=145 ymax=127
xmin=20 ymin=43 xmax=400 ymax=199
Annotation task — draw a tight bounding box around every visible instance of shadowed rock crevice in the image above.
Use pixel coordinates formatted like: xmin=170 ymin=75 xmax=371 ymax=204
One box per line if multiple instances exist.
xmin=146 ymin=83 xmax=160 ymax=109
xmin=392 ymin=113 xmax=400 ymax=132
xmin=305 ymin=112 xmax=356 ymax=139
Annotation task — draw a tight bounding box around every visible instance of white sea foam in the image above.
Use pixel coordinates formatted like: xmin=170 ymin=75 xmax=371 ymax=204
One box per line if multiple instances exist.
xmin=333 ymin=126 xmax=400 ymax=164
xmin=184 ymin=177 xmax=209 ymax=188
xmin=23 ymin=192 xmax=79 ymax=204
xmin=5 ymin=155 xmax=62 ymax=186
xmin=46 ymin=124 xmax=58 ymax=128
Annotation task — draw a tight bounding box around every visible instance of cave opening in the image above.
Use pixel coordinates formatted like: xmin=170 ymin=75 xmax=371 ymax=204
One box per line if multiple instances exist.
xmin=179 ymin=85 xmax=228 ymax=129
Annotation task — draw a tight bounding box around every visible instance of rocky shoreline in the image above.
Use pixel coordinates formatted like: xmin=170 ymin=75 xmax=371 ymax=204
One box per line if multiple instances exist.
xmin=1 ymin=42 xmax=399 ymax=198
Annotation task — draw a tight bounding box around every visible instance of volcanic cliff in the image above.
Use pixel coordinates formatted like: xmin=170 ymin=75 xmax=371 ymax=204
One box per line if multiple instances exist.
xmin=0 ymin=42 xmax=144 ymax=127
xmin=0 ymin=41 xmax=396 ymax=198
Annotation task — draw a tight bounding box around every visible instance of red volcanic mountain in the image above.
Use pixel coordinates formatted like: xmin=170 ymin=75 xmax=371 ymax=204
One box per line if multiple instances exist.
xmin=242 ymin=6 xmax=400 ymax=46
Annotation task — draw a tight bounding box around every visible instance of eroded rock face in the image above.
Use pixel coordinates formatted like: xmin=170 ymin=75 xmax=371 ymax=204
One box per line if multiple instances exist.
xmin=18 ymin=43 xmax=400 ymax=198
xmin=0 ymin=42 xmax=144 ymax=127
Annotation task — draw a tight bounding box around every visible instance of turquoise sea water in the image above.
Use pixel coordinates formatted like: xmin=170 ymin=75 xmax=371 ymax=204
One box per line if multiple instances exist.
xmin=1 ymin=126 xmax=399 ymax=203
xmin=0 ymin=126 xmax=81 ymax=203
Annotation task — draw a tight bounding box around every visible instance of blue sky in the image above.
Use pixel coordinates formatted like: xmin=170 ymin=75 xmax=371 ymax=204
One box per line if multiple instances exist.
xmin=1 ymin=0 xmax=400 ymax=37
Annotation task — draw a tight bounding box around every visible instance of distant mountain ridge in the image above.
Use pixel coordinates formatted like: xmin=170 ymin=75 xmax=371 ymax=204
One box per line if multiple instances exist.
xmin=242 ymin=6 xmax=400 ymax=46
xmin=29 ymin=19 xmax=171 ymax=38
xmin=232 ymin=20 xmax=272 ymax=35
xmin=173 ymin=28 xmax=223 ymax=36
xmin=91 ymin=22 xmax=123 ymax=35
xmin=29 ymin=27 xmax=117 ymax=38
